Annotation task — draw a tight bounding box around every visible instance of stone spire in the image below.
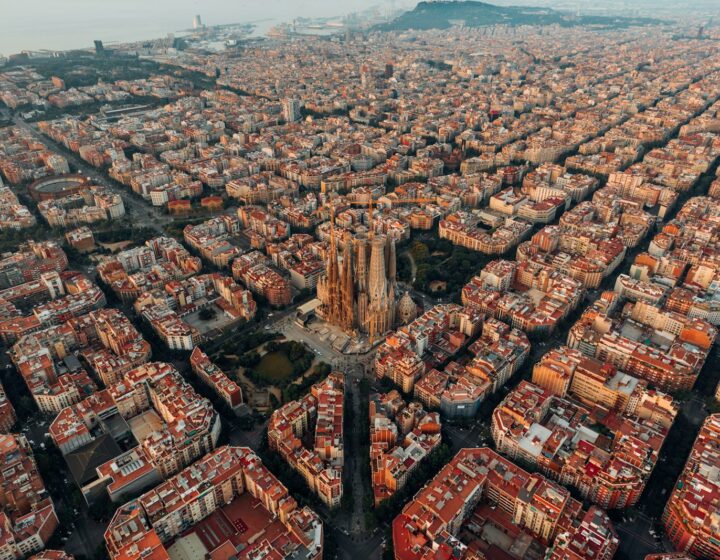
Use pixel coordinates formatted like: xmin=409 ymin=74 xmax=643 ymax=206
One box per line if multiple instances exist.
xmin=368 ymin=236 xmax=388 ymax=304
xmin=387 ymin=236 xmax=397 ymax=283
xmin=356 ymin=238 xmax=368 ymax=293
xmin=341 ymin=232 xmax=355 ymax=329
xmin=325 ymin=219 xmax=342 ymax=325
xmin=355 ymin=238 xmax=369 ymax=330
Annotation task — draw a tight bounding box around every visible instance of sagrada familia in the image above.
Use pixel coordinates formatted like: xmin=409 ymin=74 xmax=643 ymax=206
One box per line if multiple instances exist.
xmin=317 ymin=229 xmax=415 ymax=341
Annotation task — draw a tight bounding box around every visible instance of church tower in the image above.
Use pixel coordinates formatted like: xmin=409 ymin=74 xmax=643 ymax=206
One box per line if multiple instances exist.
xmin=341 ymin=232 xmax=355 ymax=330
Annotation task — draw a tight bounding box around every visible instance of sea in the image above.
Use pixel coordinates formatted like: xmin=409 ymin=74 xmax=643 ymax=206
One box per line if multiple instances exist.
xmin=0 ymin=0 xmax=380 ymax=55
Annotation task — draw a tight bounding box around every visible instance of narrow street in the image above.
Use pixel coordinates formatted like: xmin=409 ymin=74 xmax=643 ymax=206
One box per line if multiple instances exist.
xmin=340 ymin=378 xmax=368 ymax=536
xmin=402 ymin=250 xmax=417 ymax=282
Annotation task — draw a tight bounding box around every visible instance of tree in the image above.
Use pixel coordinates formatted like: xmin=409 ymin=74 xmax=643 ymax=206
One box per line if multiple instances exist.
xmin=397 ymin=253 xmax=412 ymax=282
xmin=415 ymin=263 xmax=431 ymax=286
xmin=237 ymin=415 xmax=255 ymax=430
xmin=374 ymin=443 xmax=453 ymax=521
xmin=342 ymin=489 xmax=354 ymax=512
xmin=89 ymin=495 xmax=118 ymax=522
xmin=15 ymin=396 xmax=36 ymax=419
xmin=238 ymin=351 xmax=260 ymax=368
xmin=410 ymin=241 xmax=430 ymax=263
xmin=707 ymin=398 xmax=720 ymax=415
xmin=268 ymin=393 xmax=280 ymax=410
xmin=199 ymin=307 xmax=217 ymax=321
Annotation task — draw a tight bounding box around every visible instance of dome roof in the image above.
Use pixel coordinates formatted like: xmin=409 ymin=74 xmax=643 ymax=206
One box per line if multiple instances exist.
xmin=397 ymin=291 xmax=418 ymax=324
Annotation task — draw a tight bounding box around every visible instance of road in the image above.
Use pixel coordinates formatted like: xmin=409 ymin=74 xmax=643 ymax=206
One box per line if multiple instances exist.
xmin=342 ymin=378 xmax=368 ymax=535
xmin=614 ymin=510 xmax=669 ymax=560
xmin=255 ymin=314 xmax=382 ymax=558
xmin=203 ymin=305 xmax=299 ymax=360
xmin=3 ymin=63 xmax=716 ymax=560
xmin=445 ymin=419 xmax=490 ymax=454
xmin=11 ymin=116 xmax=172 ymax=234
xmin=202 ymin=157 xmax=715 ymax=560
xmin=226 ymin=417 xmax=268 ymax=449
xmin=329 ymin=524 xmax=384 ymax=560
xmin=204 ymin=305 xmax=383 ymax=558
xmin=64 ymin=511 xmax=108 ymax=559
xmin=272 ymin=316 xmax=376 ymax=378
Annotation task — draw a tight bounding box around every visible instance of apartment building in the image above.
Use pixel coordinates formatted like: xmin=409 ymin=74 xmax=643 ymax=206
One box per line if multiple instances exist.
xmin=663 ymin=414 xmax=720 ymax=559
xmin=369 ymin=391 xmax=441 ymax=505
xmin=393 ymin=447 xmax=618 ymax=560
xmin=268 ymin=374 xmax=344 ymax=508
xmin=104 ymin=446 xmax=322 ymax=560
xmin=492 ymin=380 xmax=671 ymax=509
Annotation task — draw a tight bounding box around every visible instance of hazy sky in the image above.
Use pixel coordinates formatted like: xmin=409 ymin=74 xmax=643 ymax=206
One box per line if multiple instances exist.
xmin=0 ymin=0 xmax=406 ymax=54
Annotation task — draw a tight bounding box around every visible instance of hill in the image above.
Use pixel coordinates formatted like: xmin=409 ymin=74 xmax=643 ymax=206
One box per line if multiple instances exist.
xmin=376 ymin=1 xmax=663 ymax=32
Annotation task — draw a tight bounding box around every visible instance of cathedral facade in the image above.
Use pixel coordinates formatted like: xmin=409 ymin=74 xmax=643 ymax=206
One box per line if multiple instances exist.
xmin=317 ymin=231 xmax=398 ymax=340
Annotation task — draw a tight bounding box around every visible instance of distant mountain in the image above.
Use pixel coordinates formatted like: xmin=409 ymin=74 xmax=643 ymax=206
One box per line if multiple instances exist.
xmin=376 ymin=1 xmax=663 ymax=32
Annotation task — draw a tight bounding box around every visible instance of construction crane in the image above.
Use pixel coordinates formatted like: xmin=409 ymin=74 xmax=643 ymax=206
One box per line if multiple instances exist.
xmin=353 ymin=197 xmax=435 ymax=343
xmin=317 ymin=196 xmax=434 ymax=344
xmin=318 ymin=196 xmax=435 ymax=235
xmin=347 ymin=196 xmax=435 ymax=236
